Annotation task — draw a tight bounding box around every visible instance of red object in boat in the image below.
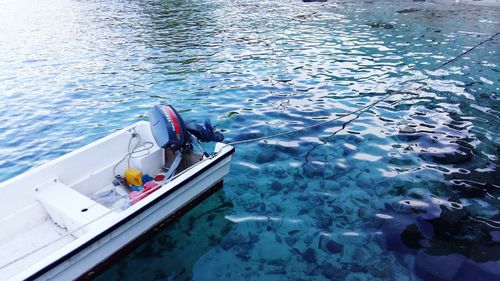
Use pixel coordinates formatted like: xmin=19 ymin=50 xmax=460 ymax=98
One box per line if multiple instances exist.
xmin=143 ymin=181 xmax=158 ymax=191
xmin=129 ymin=191 xmax=142 ymax=205
xmin=154 ymin=175 xmax=165 ymax=181
xmin=130 ymin=182 xmax=160 ymax=204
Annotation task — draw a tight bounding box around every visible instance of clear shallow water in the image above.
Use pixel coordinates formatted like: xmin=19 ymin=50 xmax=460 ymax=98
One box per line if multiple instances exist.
xmin=1 ymin=0 xmax=499 ymax=280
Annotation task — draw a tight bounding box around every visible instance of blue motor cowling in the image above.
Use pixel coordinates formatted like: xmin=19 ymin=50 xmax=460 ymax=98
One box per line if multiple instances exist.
xmin=148 ymin=105 xmax=188 ymax=151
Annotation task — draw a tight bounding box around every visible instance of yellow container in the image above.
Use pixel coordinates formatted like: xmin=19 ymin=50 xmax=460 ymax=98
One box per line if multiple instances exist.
xmin=125 ymin=168 xmax=142 ymax=187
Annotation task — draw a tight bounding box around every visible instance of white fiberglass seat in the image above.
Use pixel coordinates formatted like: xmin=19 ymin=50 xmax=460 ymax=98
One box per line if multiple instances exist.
xmin=35 ymin=178 xmax=110 ymax=237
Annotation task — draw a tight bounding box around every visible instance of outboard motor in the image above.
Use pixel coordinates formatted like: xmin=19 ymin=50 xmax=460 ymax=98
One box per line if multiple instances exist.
xmin=149 ymin=105 xmax=224 ymax=151
xmin=149 ymin=105 xmax=189 ymax=151
xmin=148 ymin=104 xmax=224 ymax=182
xmin=148 ymin=105 xmax=190 ymax=183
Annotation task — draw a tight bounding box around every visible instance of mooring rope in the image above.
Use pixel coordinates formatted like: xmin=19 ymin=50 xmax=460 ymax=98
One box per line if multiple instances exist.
xmin=227 ymin=93 xmax=392 ymax=146
xmin=434 ymin=31 xmax=499 ymax=70
xmin=225 ymin=31 xmax=499 ymax=146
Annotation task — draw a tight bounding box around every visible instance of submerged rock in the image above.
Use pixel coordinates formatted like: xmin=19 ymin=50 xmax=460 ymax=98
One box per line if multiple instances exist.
xmin=264 ymin=268 xmax=286 ymax=275
xmin=326 ymin=240 xmax=343 ymax=254
xmin=490 ymin=231 xmax=500 ymax=242
xmin=350 ymin=189 xmax=371 ymax=205
xmin=270 ymin=181 xmax=282 ymax=191
xmin=352 ymin=247 xmax=370 ymax=265
xmin=355 ymin=172 xmax=372 ymax=187
xmin=256 ymin=152 xmax=274 ymax=164
xmin=415 ymin=251 xmax=465 ymax=281
xmin=321 ymin=262 xmax=347 ymax=280
xmin=260 ymin=247 xmax=288 ymax=261
xmin=344 ymin=272 xmax=372 ymax=281
xmin=321 ymin=262 xmax=337 ymax=279
xmin=302 ymin=162 xmax=325 ymax=178
xmin=381 ymin=211 xmax=421 ymax=253
xmin=397 ymin=8 xmax=420 ymax=14
xmin=270 ymin=165 xmax=288 ymax=179
xmin=367 ymin=21 xmax=395 ymax=29
xmin=332 ymin=205 xmax=343 ymax=214
xmin=456 ymin=259 xmax=500 ymax=281
xmin=284 ymin=236 xmax=298 ymax=246
xmin=220 ymin=231 xmax=259 ymax=251
xmin=416 ymin=216 xmax=434 ymax=239
xmin=388 ymin=195 xmax=500 ymax=271
xmin=302 ymin=248 xmax=317 ymax=263
xmin=220 ymin=232 xmax=243 ymax=250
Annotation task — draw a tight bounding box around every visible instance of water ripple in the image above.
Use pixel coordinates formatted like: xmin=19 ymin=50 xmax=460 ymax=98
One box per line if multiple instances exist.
xmin=1 ymin=0 xmax=499 ymax=280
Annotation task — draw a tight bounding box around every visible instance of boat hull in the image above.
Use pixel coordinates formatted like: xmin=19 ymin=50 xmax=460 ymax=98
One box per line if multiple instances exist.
xmin=78 ymin=180 xmax=224 ymax=280
xmin=27 ymin=147 xmax=233 ymax=281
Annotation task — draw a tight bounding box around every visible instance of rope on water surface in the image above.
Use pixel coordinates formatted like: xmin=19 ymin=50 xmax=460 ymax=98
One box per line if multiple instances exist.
xmin=434 ymin=32 xmax=499 ymax=70
xmin=225 ymin=31 xmax=500 ymax=147
xmin=226 ymin=93 xmax=392 ymax=146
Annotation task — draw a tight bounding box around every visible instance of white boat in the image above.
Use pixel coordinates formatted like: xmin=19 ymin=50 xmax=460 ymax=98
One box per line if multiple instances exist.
xmin=0 ymin=110 xmax=234 ymax=280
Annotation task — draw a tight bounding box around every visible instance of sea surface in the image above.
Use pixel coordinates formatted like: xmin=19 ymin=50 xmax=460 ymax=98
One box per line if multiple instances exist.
xmin=1 ymin=0 xmax=499 ymax=280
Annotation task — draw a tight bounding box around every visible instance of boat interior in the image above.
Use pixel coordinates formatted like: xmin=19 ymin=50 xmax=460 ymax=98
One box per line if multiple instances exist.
xmin=0 ymin=121 xmax=205 ymax=279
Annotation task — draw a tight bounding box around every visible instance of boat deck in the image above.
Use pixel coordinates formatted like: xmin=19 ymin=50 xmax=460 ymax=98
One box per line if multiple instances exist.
xmin=0 ymin=216 xmax=75 ymax=279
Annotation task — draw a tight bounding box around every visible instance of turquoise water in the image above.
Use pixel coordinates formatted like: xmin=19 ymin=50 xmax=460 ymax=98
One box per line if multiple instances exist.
xmin=1 ymin=0 xmax=499 ymax=280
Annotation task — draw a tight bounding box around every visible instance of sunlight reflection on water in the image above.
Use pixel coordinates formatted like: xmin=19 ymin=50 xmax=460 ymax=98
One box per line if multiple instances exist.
xmin=1 ymin=0 xmax=499 ymax=280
